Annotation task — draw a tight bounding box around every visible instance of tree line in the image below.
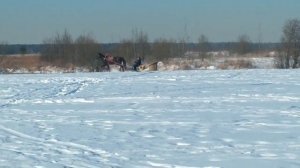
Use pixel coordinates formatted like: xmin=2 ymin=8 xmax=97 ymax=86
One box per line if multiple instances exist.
xmin=1 ymin=18 xmax=300 ymax=69
xmin=41 ymin=30 xmax=99 ymax=70
xmin=39 ymin=29 xmax=259 ymax=69
xmin=40 ymin=29 xmax=188 ymax=70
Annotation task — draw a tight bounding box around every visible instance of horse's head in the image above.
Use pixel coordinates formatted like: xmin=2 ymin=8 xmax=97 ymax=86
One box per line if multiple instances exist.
xmin=98 ymin=53 xmax=106 ymax=59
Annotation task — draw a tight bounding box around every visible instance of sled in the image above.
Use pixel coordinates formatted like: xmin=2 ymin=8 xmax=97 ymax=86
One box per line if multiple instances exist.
xmin=138 ymin=62 xmax=158 ymax=72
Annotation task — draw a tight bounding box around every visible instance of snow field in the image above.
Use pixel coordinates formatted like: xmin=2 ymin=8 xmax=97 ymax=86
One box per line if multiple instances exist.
xmin=0 ymin=70 xmax=300 ymax=168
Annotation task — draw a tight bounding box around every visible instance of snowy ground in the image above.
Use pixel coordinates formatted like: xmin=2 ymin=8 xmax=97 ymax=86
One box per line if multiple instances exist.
xmin=0 ymin=70 xmax=300 ymax=168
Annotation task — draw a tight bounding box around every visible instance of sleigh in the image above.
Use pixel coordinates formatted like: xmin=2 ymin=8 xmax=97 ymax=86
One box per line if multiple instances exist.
xmin=138 ymin=62 xmax=158 ymax=72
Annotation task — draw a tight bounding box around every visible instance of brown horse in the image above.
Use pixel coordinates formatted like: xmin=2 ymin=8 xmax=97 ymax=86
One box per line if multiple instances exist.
xmin=105 ymin=53 xmax=127 ymax=72
xmin=96 ymin=53 xmax=127 ymax=72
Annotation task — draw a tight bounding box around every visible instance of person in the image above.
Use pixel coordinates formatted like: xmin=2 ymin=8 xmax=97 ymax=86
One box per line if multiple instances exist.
xmin=132 ymin=57 xmax=142 ymax=71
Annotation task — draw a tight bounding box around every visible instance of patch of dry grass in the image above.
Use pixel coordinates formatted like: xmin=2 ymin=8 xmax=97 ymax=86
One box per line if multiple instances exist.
xmin=0 ymin=54 xmax=50 ymax=72
xmin=218 ymin=59 xmax=253 ymax=69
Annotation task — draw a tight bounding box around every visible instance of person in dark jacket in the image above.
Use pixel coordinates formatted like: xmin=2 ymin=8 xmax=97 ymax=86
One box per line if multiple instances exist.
xmin=132 ymin=57 xmax=142 ymax=71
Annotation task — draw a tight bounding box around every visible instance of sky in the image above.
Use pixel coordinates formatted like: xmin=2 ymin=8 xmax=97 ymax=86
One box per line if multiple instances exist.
xmin=0 ymin=0 xmax=299 ymax=44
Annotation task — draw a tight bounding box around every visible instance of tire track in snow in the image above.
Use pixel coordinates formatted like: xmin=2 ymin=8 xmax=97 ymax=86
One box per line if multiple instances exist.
xmin=0 ymin=78 xmax=95 ymax=108
xmin=55 ymin=80 xmax=89 ymax=96
xmin=0 ymin=125 xmax=120 ymax=167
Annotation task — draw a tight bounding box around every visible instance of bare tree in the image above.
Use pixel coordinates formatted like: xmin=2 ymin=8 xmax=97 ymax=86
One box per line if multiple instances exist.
xmin=281 ymin=19 xmax=300 ymax=68
xmin=151 ymin=38 xmax=173 ymax=62
xmin=41 ymin=31 xmax=103 ymax=70
xmin=59 ymin=30 xmax=74 ymax=65
xmin=236 ymin=34 xmax=252 ymax=54
xmin=41 ymin=30 xmax=74 ymax=67
xmin=74 ymin=34 xmax=99 ymax=68
xmin=178 ymin=38 xmax=187 ymax=57
xmin=115 ymin=39 xmax=135 ymax=63
xmin=132 ymin=29 xmax=150 ymax=59
xmin=198 ymin=34 xmax=210 ymax=61
xmin=275 ymin=49 xmax=286 ymax=69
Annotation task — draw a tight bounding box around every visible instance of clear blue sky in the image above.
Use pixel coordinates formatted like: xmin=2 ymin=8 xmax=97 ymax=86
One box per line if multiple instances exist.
xmin=0 ymin=0 xmax=299 ymax=44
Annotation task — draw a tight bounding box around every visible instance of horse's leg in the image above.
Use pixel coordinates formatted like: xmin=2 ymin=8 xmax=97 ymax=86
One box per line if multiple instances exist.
xmin=122 ymin=59 xmax=126 ymax=71
xmin=121 ymin=63 xmax=125 ymax=72
xmin=121 ymin=62 xmax=125 ymax=71
xmin=120 ymin=58 xmax=126 ymax=72
xmin=107 ymin=64 xmax=111 ymax=72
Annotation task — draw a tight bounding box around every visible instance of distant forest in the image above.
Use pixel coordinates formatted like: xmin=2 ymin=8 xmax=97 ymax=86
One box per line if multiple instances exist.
xmin=2 ymin=42 xmax=280 ymax=55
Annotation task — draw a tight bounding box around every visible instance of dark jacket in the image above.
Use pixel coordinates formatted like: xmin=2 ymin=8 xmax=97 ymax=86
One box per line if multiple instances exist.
xmin=133 ymin=57 xmax=142 ymax=71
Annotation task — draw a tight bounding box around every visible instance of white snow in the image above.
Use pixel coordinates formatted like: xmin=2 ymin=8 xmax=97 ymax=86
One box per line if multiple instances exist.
xmin=1 ymin=70 xmax=300 ymax=168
